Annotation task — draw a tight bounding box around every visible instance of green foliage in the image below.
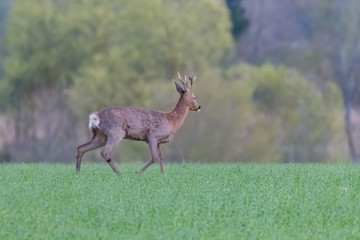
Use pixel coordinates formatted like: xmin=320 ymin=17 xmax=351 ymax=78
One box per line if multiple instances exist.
xmin=65 ymin=0 xmax=233 ymax=117
xmin=163 ymin=68 xmax=254 ymax=162
xmin=0 ymin=0 xmax=234 ymax=162
xmin=161 ymin=63 xmax=344 ymax=163
xmin=1 ymin=164 xmax=360 ymax=239
xmin=0 ymin=0 xmax=347 ymax=164
xmin=232 ymin=63 xmax=344 ymax=162
xmin=1 ymin=0 xmax=233 ymax=112
xmin=1 ymin=1 xmax=58 ymax=109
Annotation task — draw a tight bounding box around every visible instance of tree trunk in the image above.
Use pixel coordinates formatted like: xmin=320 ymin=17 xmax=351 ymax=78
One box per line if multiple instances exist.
xmin=344 ymin=96 xmax=359 ymax=162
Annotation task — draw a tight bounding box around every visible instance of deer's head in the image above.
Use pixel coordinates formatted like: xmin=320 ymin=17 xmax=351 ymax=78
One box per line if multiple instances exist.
xmin=174 ymin=73 xmax=201 ymax=111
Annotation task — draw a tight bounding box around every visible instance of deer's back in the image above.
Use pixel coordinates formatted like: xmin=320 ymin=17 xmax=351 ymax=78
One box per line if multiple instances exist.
xmin=95 ymin=106 xmax=172 ymax=142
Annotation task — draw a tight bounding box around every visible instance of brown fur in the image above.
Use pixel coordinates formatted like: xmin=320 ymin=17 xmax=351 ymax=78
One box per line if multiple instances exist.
xmin=76 ymin=73 xmax=200 ymax=174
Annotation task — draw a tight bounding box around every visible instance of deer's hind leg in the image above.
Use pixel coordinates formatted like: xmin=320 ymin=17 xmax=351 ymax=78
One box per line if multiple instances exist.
xmin=100 ymin=130 xmax=125 ymax=175
xmin=76 ymin=130 xmax=107 ymax=172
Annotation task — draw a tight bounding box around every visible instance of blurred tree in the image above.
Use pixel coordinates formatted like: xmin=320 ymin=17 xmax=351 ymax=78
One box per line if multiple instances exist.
xmin=0 ymin=0 xmax=234 ymax=162
xmin=0 ymin=0 xmax=10 ymax=37
xmin=1 ymin=0 xmax=63 ymax=141
xmin=1 ymin=0 xmax=345 ymax=164
xmin=233 ymin=0 xmax=360 ymax=162
xmin=331 ymin=0 xmax=360 ymax=162
xmin=0 ymin=1 xmax=77 ymax=162
xmin=64 ymin=0 xmax=234 ymax=114
xmin=291 ymin=0 xmax=360 ymax=163
xmin=64 ymin=0 xmax=234 ymax=162
xmin=224 ymin=0 xmax=249 ymax=40
xmin=249 ymin=64 xmax=343 ymax=162
xmin=155 ymin=63 xmax=344 ymax=163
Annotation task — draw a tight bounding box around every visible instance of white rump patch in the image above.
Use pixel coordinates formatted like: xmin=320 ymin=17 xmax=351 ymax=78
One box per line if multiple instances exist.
xmin=89 ymin=113 xmax=100 ymax=130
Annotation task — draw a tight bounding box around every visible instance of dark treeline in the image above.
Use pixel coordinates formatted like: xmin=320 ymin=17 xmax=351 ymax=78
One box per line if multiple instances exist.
xmin=0 ymin=0 xmax=359 ymax=164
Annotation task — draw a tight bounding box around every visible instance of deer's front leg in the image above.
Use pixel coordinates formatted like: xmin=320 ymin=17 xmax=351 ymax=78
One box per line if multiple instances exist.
xmin=158 ymin=145 xmax=164 ymax=174
xmin=136 ymin=138 xmax=161 ymax=174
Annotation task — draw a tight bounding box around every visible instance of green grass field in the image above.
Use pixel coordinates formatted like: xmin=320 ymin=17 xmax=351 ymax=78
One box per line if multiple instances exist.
xmin=1 ymin=163 xmax=360 ymax=239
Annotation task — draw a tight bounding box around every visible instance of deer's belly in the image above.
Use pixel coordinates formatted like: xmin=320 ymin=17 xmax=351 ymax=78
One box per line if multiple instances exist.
xmin=125 ymin=129 xmax=148 ymax=141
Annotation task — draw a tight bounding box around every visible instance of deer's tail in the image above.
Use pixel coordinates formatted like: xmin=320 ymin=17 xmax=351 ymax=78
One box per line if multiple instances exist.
xmin=89 ymin=112 xmax=100 ymax=134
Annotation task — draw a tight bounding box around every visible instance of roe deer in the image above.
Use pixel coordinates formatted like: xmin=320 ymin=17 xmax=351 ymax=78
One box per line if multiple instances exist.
xmin=76 ymin=73 xmax=201 ymax=175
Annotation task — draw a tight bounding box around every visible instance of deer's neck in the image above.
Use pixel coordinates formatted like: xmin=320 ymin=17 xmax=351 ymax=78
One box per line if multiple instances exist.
xmin=166 ymin=94 xmax=189 ymax=133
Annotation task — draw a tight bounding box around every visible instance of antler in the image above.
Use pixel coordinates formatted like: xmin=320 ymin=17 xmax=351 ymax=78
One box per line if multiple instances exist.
xmin=177 ymin=72 xmax=186 ymax=87
xmin=188 ymin=74 xmax=196 ymax=86
xmin=177 ymin=72 xmax=192 ymax=89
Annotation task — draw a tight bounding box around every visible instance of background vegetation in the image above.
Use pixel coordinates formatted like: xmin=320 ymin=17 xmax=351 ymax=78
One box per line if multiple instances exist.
xmin=0 ymin=0 xmax=359 ymax=163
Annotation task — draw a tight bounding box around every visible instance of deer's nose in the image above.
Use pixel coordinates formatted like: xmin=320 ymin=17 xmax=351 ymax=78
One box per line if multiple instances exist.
xmin=197 ymin=106 xmax=201 ymax=112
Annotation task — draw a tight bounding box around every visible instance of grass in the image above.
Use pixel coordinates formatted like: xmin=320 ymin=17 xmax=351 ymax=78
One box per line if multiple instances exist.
xmin=0 ymin=163 xmax=360 ymax=239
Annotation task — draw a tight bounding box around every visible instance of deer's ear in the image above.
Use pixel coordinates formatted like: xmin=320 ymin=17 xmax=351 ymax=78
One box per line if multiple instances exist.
xmin=174 ymin=80 xmax=185 ymax=94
